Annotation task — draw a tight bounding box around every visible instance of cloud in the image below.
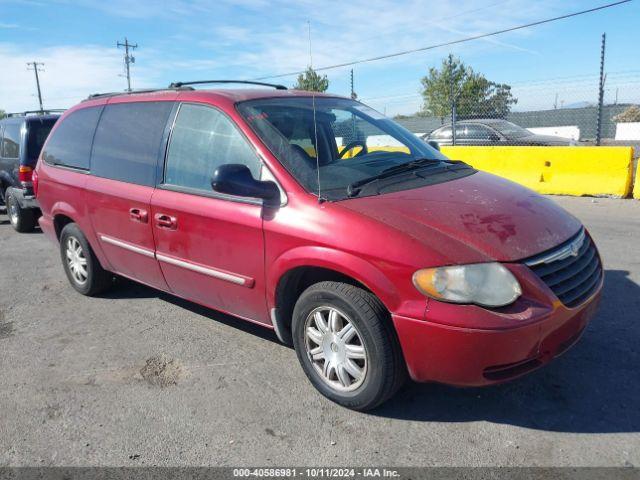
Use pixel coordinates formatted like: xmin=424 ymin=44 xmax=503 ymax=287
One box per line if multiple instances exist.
xmin=0 ymin=0 xmax=590 ymax=115
xmin=168 ymin=0 xmax=561 ymax=81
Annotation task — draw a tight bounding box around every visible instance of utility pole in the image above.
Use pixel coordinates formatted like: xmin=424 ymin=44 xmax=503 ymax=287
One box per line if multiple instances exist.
xmin=449 ymin=55 xmax=457 ymax=146
xmin=350 ymin=69 xmax=357 ymax=100
xmin=27 ymin=62 xmax=45 ymax=112
xmin=596 ymin=33 xmax=606 ymax=146
xmin=117 ymin=37 xmax=138 ymax=92
xmin=554 ymin=93 xmax=558 ymax=110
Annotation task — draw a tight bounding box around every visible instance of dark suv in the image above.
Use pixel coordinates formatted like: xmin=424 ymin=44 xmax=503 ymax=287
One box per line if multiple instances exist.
xmin=0 ymin=112 xmax=60 ymax=231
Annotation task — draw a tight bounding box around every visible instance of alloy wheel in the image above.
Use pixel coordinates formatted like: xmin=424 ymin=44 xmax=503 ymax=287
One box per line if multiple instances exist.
xmin=65 ymin=236 xmax=88 ymax=285
xmin=304 ymin=306 xmax=368 ymax=392
xmin=7 ymin=196 xmax=19 ymax=226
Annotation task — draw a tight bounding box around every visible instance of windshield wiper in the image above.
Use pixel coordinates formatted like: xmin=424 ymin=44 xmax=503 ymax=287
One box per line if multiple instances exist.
xmin=346 ymin=158 xmax=442 ymax=197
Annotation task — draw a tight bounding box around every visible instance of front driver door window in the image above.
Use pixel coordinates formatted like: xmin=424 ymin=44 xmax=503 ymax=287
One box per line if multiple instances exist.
xmin=165 ymin=103 xmax=262 ymax=191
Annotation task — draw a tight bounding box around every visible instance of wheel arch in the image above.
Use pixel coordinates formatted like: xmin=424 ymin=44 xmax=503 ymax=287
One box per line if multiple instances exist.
xmin=268 ymin=247 xmax=401 ymax=345
xmin=51 ymin=204 xmax=112 ymax=271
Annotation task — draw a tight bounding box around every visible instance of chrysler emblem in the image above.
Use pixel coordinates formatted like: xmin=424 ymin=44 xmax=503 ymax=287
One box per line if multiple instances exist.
xmin=570 ymin=240 xmax=581 ymax=257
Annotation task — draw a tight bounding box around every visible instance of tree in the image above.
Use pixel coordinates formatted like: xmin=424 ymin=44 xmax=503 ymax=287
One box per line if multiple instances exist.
xmin=0 ymin=109 xmax=6 ymax=120
xmin=294 ymin=66 xmax=329 ymax=92
xmin=612 ymin=105 xmax=640 ymax=123
xmin=420 ymin=54 xmax=517 ymax=121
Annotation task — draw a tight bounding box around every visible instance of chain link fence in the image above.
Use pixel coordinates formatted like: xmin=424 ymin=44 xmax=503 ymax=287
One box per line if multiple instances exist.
xmin=363 ymin=72 xmax=640 ymax=152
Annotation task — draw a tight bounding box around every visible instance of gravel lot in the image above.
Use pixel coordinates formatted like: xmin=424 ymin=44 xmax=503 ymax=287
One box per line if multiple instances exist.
xmin=0 ymin=196 xmax=639 ymax=467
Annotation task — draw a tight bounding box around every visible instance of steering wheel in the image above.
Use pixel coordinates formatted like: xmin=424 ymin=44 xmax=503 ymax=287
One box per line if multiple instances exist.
xmin=339 ymin=140 xmax=368 ymax=159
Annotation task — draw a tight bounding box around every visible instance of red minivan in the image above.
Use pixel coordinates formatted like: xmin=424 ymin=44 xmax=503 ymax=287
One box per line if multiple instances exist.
xmin=35 ymin=82 xmax=602 ymax=410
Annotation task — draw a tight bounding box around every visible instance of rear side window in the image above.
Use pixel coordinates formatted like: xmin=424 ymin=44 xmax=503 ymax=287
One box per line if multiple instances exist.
xmin=457 ymin=124 xmax=493 ymax=140
xmin=91 ymin=102 xmax=173 ymax=186
xmin=164 ymin=103 xmax=261 ymax=192
xmin=1 ymin=123 xmax=21 ymax=159
xmin=43 ymin=107 xmax=102 ymax=170
xmin=432 ymin=126 xmax=452 ymax=140
xmin=26 ymin=119 xmax=57 ymax=165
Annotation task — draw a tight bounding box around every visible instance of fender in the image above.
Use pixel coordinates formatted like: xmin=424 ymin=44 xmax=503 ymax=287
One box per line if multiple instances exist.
xmin=267 ymin=245 xmax=402 ymax=313
xmin=50 ymin=201 xmax=114 ymax=272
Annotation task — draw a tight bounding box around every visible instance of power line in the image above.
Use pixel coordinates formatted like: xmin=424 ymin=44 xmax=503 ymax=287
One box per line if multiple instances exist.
xmin=333 ymin=0 xmax=515 ymax=50
xmin=26 ymin=61 xmax=45 ymax=112
xmin=254 ymin=0 xmax=632 ymax=80
xmin=360 ymin=68 xmax=640 ymax=103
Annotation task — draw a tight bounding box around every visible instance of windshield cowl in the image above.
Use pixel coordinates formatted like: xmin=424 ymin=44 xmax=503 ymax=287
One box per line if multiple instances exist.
xmin=346 ymin=160 xmax=474 ymax=199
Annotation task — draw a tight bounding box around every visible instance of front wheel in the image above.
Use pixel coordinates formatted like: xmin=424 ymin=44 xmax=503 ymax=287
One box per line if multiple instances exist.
xmin=292 ymin=281 xmax=406 ymax=411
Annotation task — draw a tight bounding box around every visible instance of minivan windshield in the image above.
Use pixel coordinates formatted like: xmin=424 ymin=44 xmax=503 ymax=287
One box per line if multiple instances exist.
xmin=237 ymin=97 xmax=471 ymax=200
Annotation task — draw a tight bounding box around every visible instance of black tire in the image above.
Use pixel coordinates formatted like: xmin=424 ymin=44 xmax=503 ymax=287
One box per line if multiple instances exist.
xmin=5 ymin=190 xmax=37 ymax=233
xmin=292 ymin=281 xmax=407 ymax=411
xmin=59 ymin=223 xmax=113 ymax=296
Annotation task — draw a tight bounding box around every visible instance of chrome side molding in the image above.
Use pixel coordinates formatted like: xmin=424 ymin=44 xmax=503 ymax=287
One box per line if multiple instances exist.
xmin=99 ymin=235 xmax=155 ymax=258
xmin=156 ymin=253 xmax=251 ymax=287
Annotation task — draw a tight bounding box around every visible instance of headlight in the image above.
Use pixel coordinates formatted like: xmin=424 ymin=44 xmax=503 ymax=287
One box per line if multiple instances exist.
xmin=412 ymin=263 xmax=521 ymax=307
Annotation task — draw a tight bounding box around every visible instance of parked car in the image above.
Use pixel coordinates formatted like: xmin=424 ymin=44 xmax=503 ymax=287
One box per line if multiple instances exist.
xmin=0 ymin=112 xmax=60 ymax=231
xmin=35 ymin=83 xmax=602 ymax=410
xmin=424 ymin=119 xmax=574 ymax=147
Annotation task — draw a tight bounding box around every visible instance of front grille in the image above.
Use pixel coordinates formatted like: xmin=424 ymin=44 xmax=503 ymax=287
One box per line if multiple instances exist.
xmin=525 ymin=228 xmax=602 ymax=308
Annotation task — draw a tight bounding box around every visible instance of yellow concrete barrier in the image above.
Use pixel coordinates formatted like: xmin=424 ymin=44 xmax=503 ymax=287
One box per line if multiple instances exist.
xmin=439 ymin=146 xmax=635 ymax=197
xmin=634 ymin=159 xmax=640 ymax=199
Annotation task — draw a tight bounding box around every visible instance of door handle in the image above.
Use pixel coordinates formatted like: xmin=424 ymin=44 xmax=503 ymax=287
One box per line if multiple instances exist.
xmin=155 ymin=213 xmax=178 ymax=230
xmin=129 ymin=208 xmax=148 ymax=223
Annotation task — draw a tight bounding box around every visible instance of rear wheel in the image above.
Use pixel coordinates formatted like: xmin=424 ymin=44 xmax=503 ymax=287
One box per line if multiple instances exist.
xmin=292 ymin=281 xmax=406 ymax=411
xmin=5 ymin=190 xmax=36 ymax=233
xmin=59 ymin=223 xmax=113 ymax=296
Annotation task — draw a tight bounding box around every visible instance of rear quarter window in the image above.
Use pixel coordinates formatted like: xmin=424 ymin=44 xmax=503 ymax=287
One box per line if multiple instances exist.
xmin=43 ymin=107 xmax=103 ymax=170
xmin=1 ymin=122 xmax=21 ymax=159
xmin=26 ymin=119 xmax=57 ymax=165
xmin=90 ymin=102 xmax=173 ymax=186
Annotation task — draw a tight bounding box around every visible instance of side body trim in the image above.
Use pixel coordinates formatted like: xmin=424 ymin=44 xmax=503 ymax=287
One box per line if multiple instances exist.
xmin=99 ymin=234 xmax=155 ymax=258
xmin=156 ymin=252 xmax=254 ymax=287
xmin=98 ymin=235 xmax=254 ymax=288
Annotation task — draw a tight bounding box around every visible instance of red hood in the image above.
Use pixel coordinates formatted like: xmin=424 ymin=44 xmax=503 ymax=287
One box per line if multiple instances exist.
xmin=340 ymin=171 xmax=582 ymax=263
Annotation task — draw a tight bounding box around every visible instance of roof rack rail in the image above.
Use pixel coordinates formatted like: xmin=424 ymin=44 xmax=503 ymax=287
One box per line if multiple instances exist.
xmin=84 ymin=86 xmax=194 ymax=102
xmin=5 ymin=109 xmax=66 ymax=118
xmin=168 ymin=80 xmax=287 ymax=90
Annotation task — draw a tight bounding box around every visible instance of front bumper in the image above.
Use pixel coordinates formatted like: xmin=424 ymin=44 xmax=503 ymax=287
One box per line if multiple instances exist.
xmin=393 ymin=277 xmax=602 ymax=387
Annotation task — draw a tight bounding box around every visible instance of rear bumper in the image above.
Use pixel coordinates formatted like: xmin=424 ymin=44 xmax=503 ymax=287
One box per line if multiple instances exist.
xmin=8 ymin=187 xmax=39 ymax=210
xmin=392 ymin=285 xmax=601 ymax=386
xmin=39 ymin=214 xmax=58 ymax=244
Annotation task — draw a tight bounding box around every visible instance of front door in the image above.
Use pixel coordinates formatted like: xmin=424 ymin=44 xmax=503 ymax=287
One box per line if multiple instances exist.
xmin=151 ymin=103 xmax=269 ymax=324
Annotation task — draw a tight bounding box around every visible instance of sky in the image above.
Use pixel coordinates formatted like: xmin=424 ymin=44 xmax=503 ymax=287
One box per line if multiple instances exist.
xmin=0 ymin=0 xmax=638 ymax=116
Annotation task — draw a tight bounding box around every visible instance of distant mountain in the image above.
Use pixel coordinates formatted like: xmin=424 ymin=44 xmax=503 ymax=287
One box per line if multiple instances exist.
xmin=562 ymin=101 xmax=596 ymax=109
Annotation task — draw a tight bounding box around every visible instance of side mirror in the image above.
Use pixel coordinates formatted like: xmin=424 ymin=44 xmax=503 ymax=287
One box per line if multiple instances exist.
xmin=212 ymin=164 xmax=280 ymax=205
xmin=427 ymin=140 xmax=441 ymax=151
xmin=489 ymin=133 xmax=501 ymax=142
